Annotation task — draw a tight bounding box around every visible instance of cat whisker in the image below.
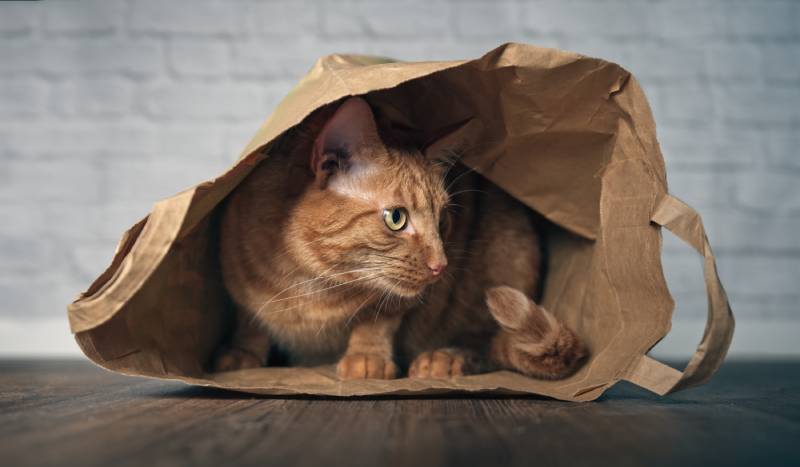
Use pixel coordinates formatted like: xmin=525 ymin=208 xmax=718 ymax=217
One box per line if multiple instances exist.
xmin=263 ymin=269 xmax=383 ymax=306
xmin=442 ymin=247 xmax=472 ymax=255
xmin=373 ymin=278 xmax=402 ymax=323
xmin=262 ymin=272 xmax=386 ymax=317
xmin=375 ymin=280 xmax=398 ymax=321
xmin=444 ymin=163 xmax=480 ymax=193
xmin=367 ymin=253 xmax=419 ymax=268
xmin=447 ymin=188 xmax=487 ymax=198
xmin=255 ymin=266 xmax=382 ymax=316
xmin=254 ymin=261 xmax=343 ymax=314
xmin=343 ymin=286 xmax=383 ymax=329
xmin=413 ymin=290 xmax=427 ymax=306
xmin=313 ymin=284 xmax=381 ymax=337
xmin=269 ymin=236 xmax=330 ymax=263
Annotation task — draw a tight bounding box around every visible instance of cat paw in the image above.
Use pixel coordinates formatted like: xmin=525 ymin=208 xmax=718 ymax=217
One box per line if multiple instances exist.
xmin=408 ymin=349 xmax=468 ymax=379
xmin=336 ymin=353 xmax=398 ymax=380
xmin=213 ymin=347 xmax=263 ymax=372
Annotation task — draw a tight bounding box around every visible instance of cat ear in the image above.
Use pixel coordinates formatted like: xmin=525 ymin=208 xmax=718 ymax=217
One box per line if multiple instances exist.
xmin=311 ymin=97 xmax=381 ymax=188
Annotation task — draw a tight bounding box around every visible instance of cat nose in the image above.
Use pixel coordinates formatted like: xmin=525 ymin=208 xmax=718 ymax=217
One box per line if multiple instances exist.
xmin=428 ymin=261 xmax=447 ymax=277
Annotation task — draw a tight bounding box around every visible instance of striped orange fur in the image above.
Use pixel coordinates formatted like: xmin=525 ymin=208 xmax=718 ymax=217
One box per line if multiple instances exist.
xmin=215 ymin=97 xmax=586 ymax=380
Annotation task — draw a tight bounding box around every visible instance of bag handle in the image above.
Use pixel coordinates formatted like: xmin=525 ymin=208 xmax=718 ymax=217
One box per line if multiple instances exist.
xmin=624 ymin=194 xmax=735 ymax=395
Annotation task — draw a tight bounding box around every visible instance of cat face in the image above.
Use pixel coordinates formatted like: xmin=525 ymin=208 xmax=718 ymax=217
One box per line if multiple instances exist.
xmin=287 ymin=97 xmax=451 ymax=298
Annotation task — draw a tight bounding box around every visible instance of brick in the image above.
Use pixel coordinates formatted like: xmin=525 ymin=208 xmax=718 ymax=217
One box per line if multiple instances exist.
xmin=334 ymin=39 xmax=431 ymax=62
xmin=723 ymin=294 xmax=800 ymax=320
xmin=651 ymin=0 xmax=724 ymax=40
xmin=0 ymin=123 xmax=157 ymax=158
xmin=223 ymin=124 xmax=262 ymax=162
xmin=519 ymin=37 xmax=569 ymax=54
xmin=0 ymin=317 xmax=83 ymax=354
xmin=764 ymin=129 xmax=800 ymax=169
xmin=624 ymin=45 xmax=707 ymax=82
xmin=0 ymin=1 xmax=38 ymax=36
xmin=640 ymin=84 xmax=664 ymax=123
xmin=42 ymin=0 xmax=122 ymax=35
xmin=0 ymin=236 xmax=56 ymax=275
xmin=246 ymin=0 xmax=320 ymax=37
xmin=715 ymin=254 xmax=800 ymax=296
xmin=67 ymin=239 xmax=120 ymax=283
xmin=153 ymin=124 xmax=227 ymax=162
xmin=0 ymin=79 xmax=45 ymax=117
xmin=705 ymin=44 xmax=761 ymax=82
xmin=231 ymin=41 xmax=316 ymax=79
xmin=100 ymin=203 xmax=150 ymax=240
xmin=723 ymin=0 xmax=799 ymax=39
xmin=37 ymin=40 xmax=164 ymax=77
xmin=454 ymin=2 xmax=518 ymax=38
xmin=0 ymin=158 xmax=105 ymax=203
xmin=105 ymin=158 xmax=227 ymax=205
xmin=521 ymin=0 xmax=652 ymax=38
xmin=658 ymin=125 xmax=760 ymax=169
xmin=732 ymin=170 xmax=800 ymax=213
xmin=129 ymin=0 xmax=242 ymax=36
xmin=168 ymin=39 xmax=230 ymax=78
xmin=322 ymin=1 xmax=450 ymax=38
xmin=318 ymin=2 xmax=363 ymax=37
xmin=666 ymin=169 xmax=735 ymax=211
xmin=140 ymin=82 xmax=265 ymax=121
xmin=0 ymin=0 xmax=798 ymax=358
xmin=0 ymin=277 xmax=74 ymax=319
xmin=0 ymin=40 xmax=41 ymax=75
xmin=37 ymin=201 xmax=108 ymax=242
xmin=661 ymin=205 xmax=799 ymax=256
xmin=51 ymin=78 xmax=133 ymax=117
xmin=657 ymin=82 xmax=715 ymax=125
xmin=715 ymin=85 xmax=800 ymax=125
xmin=660 ymin=252 xmax=706 ymax=297
xmin=0 ymin=203 xmax=49 ymax=239
xmin=0 ymin=201 xmax=107 ymax=250
xmin=323 ymin=36 xmax=438 ymax=62
xmin=262 ymin=80 xmax=297 ymax=113
xmin=562 ymin=40 xmax=633 ymax=68
xmin=662 ymin=292 xmax=800 ymax=321
xmin=311 ymin=37 xmax=383 ymax=60
xmin=701 ymin=209 xmax=800 ymax=253
xmin=762 ymin=44 xmax=800 ymax=84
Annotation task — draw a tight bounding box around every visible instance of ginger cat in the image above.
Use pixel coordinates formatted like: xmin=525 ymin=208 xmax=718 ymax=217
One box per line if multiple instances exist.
xmin=215 ymin=97 xmax=586 ymax=380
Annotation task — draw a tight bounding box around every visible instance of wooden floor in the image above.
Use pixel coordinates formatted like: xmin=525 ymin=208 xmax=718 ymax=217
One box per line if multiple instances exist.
xmin=1 ymin=359 xmax=798 ymax=467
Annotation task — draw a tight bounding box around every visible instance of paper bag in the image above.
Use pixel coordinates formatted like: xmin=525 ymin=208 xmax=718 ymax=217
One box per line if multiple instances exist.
xmin=67 ymin=43 xmax=735 ymax=401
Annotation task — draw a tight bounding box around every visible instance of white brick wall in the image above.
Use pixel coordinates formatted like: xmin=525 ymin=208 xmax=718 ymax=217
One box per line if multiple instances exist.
xmin=0 ymin=0 xmax=797 ymax=358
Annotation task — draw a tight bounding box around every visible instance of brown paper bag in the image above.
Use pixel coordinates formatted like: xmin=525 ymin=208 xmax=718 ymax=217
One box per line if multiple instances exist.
xmin=67 ymin=43 xmax=734 ymax=401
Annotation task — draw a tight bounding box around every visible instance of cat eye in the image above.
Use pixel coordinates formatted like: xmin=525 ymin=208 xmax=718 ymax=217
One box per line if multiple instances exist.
xmin=383 ymin=207 xmax=408 ymax=231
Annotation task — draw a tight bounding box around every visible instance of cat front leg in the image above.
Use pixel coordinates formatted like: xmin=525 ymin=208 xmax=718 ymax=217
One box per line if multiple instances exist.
xmin=212 ymin=309 xmax=271 ymax=372
xmin=336 ymin=315 xmax=401 ymax=380
xmin=408 ymin=348 xmax=479 ymax=378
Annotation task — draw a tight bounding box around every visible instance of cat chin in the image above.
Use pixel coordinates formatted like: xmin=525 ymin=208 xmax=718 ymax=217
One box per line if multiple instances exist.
xmin=389 ymin=287 xmax=425 ymax=299
xmin=373 ymin=279 xmax=427 ymax=299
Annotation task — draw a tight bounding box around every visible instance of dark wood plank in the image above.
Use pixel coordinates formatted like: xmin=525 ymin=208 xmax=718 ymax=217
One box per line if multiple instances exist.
xmin=1 ymin=359 xmax=798 ymax=467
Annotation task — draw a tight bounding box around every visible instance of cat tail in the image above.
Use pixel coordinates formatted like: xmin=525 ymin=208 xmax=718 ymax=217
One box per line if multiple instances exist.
xmin=486 ymin=286 xmax=587 ymax=380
